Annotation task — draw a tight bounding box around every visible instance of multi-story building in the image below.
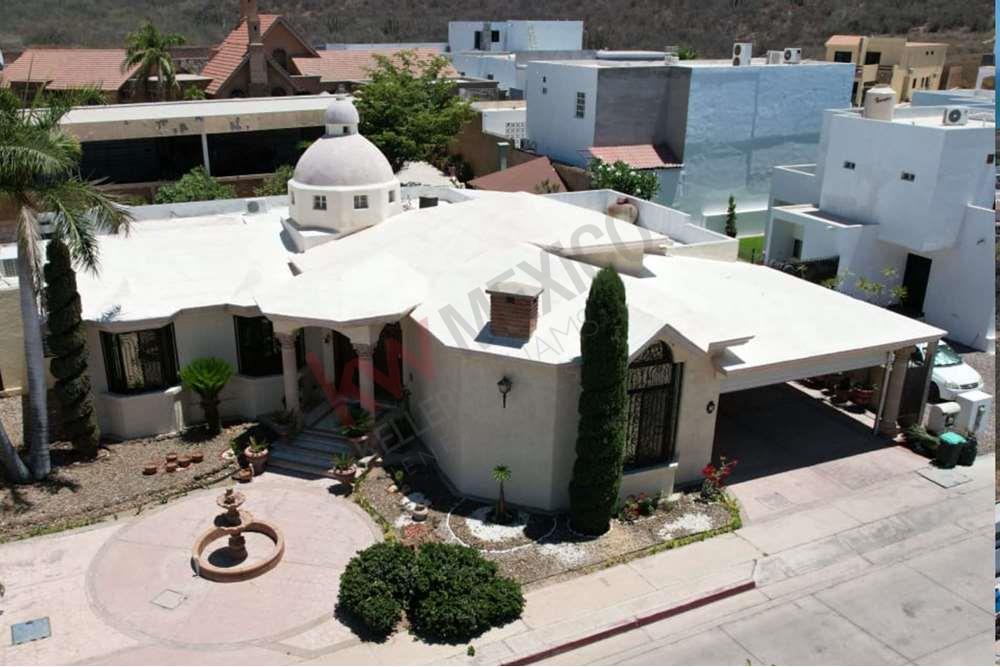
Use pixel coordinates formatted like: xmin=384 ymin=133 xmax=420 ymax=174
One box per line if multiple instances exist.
xmin=825 ymin=35 xmax=948 ymax=106
xmin=766 ymin=89 xmax=995 ymax=350
xmin=525 ymin=50 xmax=853 ymax=235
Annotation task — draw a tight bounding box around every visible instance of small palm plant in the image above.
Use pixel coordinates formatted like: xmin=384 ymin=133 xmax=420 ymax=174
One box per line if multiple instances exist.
xmin=335 ymin=405 xmax=373 ymax=439
xmin=492 ymin=465 xmax=512 ymax=523
xmin=179 ymin=357 xmax=234 ymax=433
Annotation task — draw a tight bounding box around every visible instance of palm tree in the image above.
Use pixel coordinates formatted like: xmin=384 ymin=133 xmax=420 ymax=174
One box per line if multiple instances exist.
xmin=492 ymin=464 xmax=512 ymax=522
xmin=122 ymin=21 xmax=186 ymax=102
xmin=0 ymin=88 xmax=131 ymax=481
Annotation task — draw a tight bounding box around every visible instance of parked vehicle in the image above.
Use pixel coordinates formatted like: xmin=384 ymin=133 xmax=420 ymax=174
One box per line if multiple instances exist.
xmin=913 ymin=342 xmax=983 ymax=402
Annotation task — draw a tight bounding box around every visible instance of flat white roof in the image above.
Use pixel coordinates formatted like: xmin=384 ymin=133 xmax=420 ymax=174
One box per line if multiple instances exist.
xmin=536 ymin=57 xmax=839 ymax=69
xmin=60 ymin=94 xmax=337 ymax=127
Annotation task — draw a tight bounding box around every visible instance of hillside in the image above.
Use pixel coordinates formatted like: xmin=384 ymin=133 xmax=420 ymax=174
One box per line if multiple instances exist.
xmin=1 ymin=0 xmax=993 ymax=64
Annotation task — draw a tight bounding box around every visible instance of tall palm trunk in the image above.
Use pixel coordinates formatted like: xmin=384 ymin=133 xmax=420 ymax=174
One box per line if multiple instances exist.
xmin=17 ymin=229 xmax=50 ymax=479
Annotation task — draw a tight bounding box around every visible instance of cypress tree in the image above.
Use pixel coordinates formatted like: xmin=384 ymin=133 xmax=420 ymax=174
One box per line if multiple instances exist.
xmin=724 ymin=195 xmax=738 ymax=238
xmin=44 ymin=239 xmax=100 ymax=458
xmin=569 ymin=267 xmax=629 ymax=535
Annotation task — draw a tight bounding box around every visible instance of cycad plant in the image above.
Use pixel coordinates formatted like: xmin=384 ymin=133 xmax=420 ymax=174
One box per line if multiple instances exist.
xmin=179 ymin=357 xmax=233 ymax=433
xmin=492 ymin=464 xmax=512 ymax=522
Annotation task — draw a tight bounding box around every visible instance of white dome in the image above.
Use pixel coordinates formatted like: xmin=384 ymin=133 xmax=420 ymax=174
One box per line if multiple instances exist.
xmin=324 ymin=96 xmax=360 ymax=126
xmin=293 ymin=133 xmax=395 ymax=187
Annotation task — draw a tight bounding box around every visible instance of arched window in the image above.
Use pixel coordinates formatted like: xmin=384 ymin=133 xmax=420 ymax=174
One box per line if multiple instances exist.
xmin=624 ymin=341 xmax=683 ymax=470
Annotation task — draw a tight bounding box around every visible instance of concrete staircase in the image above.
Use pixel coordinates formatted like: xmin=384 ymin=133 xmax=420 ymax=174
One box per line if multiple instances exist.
xmin=267 ymin=428 xmax=354 ymax=477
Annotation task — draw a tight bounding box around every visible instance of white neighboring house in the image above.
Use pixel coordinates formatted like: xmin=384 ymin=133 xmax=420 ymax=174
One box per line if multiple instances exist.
xmin=59 ymin=97 xmax=952 ymax=512
xmin=766 ymin=87 xmax=996 ymax=352
xmin=525 ymin=51 xmax=855 ymax=236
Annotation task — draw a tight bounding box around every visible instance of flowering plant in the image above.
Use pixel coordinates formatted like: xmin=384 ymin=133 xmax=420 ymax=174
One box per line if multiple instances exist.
xmin=617 ymin=492 xmax=660 ymax=522
xmin=700 ymin=456 xmax=738 ymax=501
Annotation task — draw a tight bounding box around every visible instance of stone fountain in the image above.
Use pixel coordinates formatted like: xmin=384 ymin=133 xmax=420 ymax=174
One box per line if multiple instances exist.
xmin=191 ymin=488 xmax=284 ymax=582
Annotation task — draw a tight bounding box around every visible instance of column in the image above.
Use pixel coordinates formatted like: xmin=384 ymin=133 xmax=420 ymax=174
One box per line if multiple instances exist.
xmin=354 ymin=342 xmax=376 ymax=416
xmin=201 ymin=133 xmax=211 ymax=174
xmin=276 ymin=331 xmax=300 ymax=414
xmin=878 ymin=346 xmax=914 ymax=435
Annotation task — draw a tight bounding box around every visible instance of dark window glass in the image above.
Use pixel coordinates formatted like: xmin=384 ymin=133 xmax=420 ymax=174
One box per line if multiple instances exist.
xmin=100 ymin=324 xmax=178 ymax=394
xmin=833 ymin=51 xmax=853 ymax=63
xmin=233 ymin=316 xmax=304 ymax=377
xmin=843 ymin=161 xmax=856 ymax=170
xmin=491 ymin=30 xmax=500 ymax=42
xmin=864 ymin=51 xmax=881 ymax=65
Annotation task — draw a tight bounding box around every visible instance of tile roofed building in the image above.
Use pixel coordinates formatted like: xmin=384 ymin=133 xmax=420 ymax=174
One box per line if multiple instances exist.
xmin=1 ymin=49 xmax=138 ymax=100
xmin=292 ymin=48 xmax=458 ymax=87
xmin=469 ymin=156 xmax=566 ymax=193
xmin=582 ymin=144 xmax=682 ymax=170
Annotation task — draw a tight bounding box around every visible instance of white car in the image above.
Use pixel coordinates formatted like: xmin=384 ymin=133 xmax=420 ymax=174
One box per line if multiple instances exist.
xmin=914 ymin=341 xmax=983 ymax=402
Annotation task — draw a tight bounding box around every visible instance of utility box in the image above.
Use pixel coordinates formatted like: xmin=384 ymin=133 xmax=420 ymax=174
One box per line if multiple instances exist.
xmin=925 ymin=401 xmax=960 ymax=434
xmin=954 ymin=390 xmax=992 ymax=436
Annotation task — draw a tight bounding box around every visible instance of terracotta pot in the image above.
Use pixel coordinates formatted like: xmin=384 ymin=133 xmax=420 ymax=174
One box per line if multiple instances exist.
xmin=232 ymin=467 xmax=253 ymax=483
xmin=606 ymin=197 xmax=639 ymax=224
xmin=832 ymin=388 xmax=851 ymax=404
xmin=177 ymin=455 xmax=192 ymax=468
xmin=244 ymin=447 xmax=269 ymax=476
xmin=329 ymin=465 xmax=358 ymax=488
xmin=165 ymin=461 xmax=178 ymax=473
xmin=165 ymin=452 xmax=178 ymax=463
xmin=142 ymin=462 xmax=158 ymax=476
xmin=190 ymin=452 xmax=204 ymax=464
xmin=851 ymin=388 xmax=875 ymax=406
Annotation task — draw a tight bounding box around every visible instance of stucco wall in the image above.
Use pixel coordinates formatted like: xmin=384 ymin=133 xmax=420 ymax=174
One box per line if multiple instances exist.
xmin=288 ymin=179 xmax=401 ymax=232
xmin=0 ymin=281 xmax=25 ymax=394
xmin=526 ymin=62 xmax=598 ymax=166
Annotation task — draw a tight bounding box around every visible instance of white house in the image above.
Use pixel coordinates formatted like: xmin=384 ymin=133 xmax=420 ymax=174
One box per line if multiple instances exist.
xmin=70 ymin=98 xmax=947 ymax=512
xmin=766 ymin=88 xmax=996 ymax=351
xmin=525 ymin=51 xmax=854 ymax=236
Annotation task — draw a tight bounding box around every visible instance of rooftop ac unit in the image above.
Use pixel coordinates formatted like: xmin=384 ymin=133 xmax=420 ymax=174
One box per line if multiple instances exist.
xmin=942 ymin=106 xmax=969 ymax=126
xmin=783 ymin=47 xmax=802 ymax=64
xmin=732 ymin=42 xmax=752 ymax=66
xmin=766 ymin=50 xmax=783 ymax=65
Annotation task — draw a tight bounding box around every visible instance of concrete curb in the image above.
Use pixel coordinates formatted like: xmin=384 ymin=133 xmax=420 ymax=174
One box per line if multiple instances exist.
xmin=503 ymin=579 xmax=757 ymax=665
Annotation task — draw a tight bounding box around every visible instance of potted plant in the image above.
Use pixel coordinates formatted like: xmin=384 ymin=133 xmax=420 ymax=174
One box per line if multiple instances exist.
xmin=179 ymin=357 xmax=234 ymax=434
xmin=850 ymin=380 xmax=876 ymax=408
xmin=335 ymin=405 xmax=373 ymax=456
xmin=244 ymin=436 xmax=270 ymax=475
xmin=329 ymin=452 xmax=358 ymax=489
xmin=832 ymin=377 xmax=852 ymax=405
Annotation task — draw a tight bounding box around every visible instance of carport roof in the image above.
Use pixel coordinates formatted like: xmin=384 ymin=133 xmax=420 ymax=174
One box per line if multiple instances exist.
xmin=641 ymin=256 xmax=945 ymax=380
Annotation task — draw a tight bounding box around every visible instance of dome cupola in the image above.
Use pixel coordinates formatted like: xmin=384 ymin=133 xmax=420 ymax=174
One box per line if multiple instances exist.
xmin=323 ymin=94 xmax=360 ymax=135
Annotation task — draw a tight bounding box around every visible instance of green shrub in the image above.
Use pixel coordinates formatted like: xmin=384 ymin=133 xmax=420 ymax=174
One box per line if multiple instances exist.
xmin=154 ymin=166 xmax=236 ymax=204
xmin=179 ymin=357 xmax=233 ymax=432
xmin=587 ymin=158 xmax=659 ymax=200
xmin=254 ymin=164 xmax=294 ymax=197
xmin=409 ymin=543 xmax=524 ymax=643
xmin=338 ymin=542 xmax=415 ymax=637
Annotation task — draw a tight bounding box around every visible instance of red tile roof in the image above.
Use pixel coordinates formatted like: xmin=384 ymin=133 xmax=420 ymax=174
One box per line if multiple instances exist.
xmin=292 ymin=48 xmax=457 ymax=84
xmin=202 ymin=14 xmax=281 ymax=95
xmin=582 ymin=144 xmax=682 ymax=170
xmin=469 ymin=156 xmax=566 ymax=194
xmin=1 ymin=48 xmax=137 ymax=91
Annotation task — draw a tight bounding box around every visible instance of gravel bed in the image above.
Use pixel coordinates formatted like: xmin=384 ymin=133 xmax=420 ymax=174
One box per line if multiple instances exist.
xmin=0 ymin=418 xmax=262 ymax=543
xmin=0 ymin=395 xmax=24 ymax=449
xmin=448 ymin=502 xmax=556 ymax=552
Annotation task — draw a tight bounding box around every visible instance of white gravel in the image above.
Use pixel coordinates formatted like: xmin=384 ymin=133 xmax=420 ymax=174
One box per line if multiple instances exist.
xmin=657 ymin=512 xmax=713 ymax=540
xmin=465 ymin=505 xmax=528 ymax=542
xmin=399 ymin=491 xmax=430 ymax=511
xmin=537 ymin=541 xmax=589 ymax=567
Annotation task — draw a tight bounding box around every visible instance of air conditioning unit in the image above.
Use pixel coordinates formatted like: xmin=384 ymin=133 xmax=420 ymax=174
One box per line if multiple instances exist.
xmin=941 ymin=106 xmax=969 ymax=126
xmin=245 ymin=198 xmax=265 ymax=214
xmin=783 ymin=47 xmax=802 ymax=64
xmin=766 ymin=50 xmax=784 ymax=65
xmin=732 ymin=42 xmax=752 ymax=66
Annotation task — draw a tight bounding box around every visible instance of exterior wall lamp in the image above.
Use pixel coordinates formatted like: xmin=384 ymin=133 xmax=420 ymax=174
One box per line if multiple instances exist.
xmin=497 ymin=376 xmax=513 ymax=408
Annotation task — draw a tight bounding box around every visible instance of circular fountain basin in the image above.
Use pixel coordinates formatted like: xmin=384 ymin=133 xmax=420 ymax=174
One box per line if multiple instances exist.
xmin=191 ymin=521 xmax=285 ymax=582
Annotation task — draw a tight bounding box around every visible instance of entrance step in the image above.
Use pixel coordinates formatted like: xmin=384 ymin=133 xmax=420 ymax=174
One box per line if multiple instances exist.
xmin=268 ymin=430 xmax=354 ymax=477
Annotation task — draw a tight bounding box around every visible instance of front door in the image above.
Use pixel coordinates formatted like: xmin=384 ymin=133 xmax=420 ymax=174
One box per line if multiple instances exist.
xmin=901 ymin=253 xmax=932 ymax=317
xmin=624 ymin=342 xmax=683 ymax=470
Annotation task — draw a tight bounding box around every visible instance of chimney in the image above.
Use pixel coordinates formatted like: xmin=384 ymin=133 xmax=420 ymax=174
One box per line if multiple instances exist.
xmin=486 ymin=281 xmax=543 ymax=340
xmin=497 ymin=141 xmax=510 ymax=171
xmin=241 ymin=0 xmax=268 ymax=96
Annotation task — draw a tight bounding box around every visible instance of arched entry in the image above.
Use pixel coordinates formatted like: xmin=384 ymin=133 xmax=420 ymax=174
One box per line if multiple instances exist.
xmin=624 ymin=341 xmax=683 ymax=470
xmin=331 ymin=324 xmax=404 ymax=403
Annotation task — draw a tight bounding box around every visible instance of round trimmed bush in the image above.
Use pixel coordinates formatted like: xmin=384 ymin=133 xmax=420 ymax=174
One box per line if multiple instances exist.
xmin=409 ymin=543 xmax=524 ymax=643
xmin=337 ymin=542 xmax=414 ymax=637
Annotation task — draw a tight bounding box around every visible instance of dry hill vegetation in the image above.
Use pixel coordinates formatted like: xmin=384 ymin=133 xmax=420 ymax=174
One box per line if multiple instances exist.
xmin=0 ymin=0 xmax=993 ymax=69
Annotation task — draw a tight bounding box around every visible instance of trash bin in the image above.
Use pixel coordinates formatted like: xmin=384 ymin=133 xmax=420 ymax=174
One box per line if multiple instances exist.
xmin=934 ymin=431 xmax=965 ymax=469
xmin=957 ymin=434 xmax=978 ymax=466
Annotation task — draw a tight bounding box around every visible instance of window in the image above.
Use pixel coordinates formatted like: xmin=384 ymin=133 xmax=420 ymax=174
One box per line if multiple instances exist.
xmin=833 ymin=51 xmax=853 ymax=63
xmin=491 ymin=30 xmax=500 ymax=43
xmin=388 ymin=189 xmax=396 ymax=203
xmin=575 ymin=91 xmax=585 ymax=118
xmin=0 ymin=258 xmax=16 ymax=278
xmin=542 ymin=75 xmax=547 ymax=83
xmin=343 ymin=125 xmax=350 ymax=134
xmin=843 ymin=161 xmax=856 ymax=170
xmin=487 ymin=73 xmax=494 ymax=80
xmin=987 ymin=154 xmax=995 ymax=165
xmin=354 ymin=194 xmax=368 ymax=209
xmin=473 ymin=30 xmax=482 ymax=50
xmin=313 ymin=195 xmax=327 ymax=210
xmin=541 ymin=86 xmax=548 ymax=95
xmin=864 ymin=51 xmax=881 ymax=65
xmin=792 ymin=238 xmax=803 ymax=259
xmin=100 ymin=325 xmax=178 ymax=394
xmin=233 ymin=316 xmax=303 ymax=377
xmin=901 ymin=172 xmax=916 ymax=182
xmin=290 ymin=191 xmax=294 ymax=205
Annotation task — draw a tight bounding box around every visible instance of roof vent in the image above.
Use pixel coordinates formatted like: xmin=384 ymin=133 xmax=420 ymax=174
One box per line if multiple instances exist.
xmin=486 ymin=281 xmax=543 ymax=340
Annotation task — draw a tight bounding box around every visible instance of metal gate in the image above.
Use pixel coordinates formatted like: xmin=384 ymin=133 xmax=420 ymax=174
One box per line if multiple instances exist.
xmin=624 ymin=342 xmax=682 ymax=470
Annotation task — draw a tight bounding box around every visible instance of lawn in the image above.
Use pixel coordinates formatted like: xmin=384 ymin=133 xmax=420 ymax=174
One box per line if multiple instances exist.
xmin=737 ymin=234 xmax=765 ymax=263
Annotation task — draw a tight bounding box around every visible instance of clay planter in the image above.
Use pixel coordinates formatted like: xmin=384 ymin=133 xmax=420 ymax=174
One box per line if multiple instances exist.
xmin=165 ymin=452 xmax=178 ymax=463
xmin=232 ymin=467 xmax=253 ymax=483
xmin=244 ymin=447 xmax=269 ymax=476
xmin=832 ymin=388 xmax=851 ymax=405
xmin=142 ymin=462 xmax=158 ymax=476
xmin=190 ymin=452 xmax=204 ymax=464
xmin=165 ymin=461 xmax=178 ymax=473
xmin=851 ymin=387 xmax=875 ymax=407
xmin=411 ymin=505 xmax=429 ymax=522
xmin=177 ymin=455 xmax=192 ymax=468
xmin=607 ymin=197 xmax=639 ymax=224
xmin=329 ymin=465 xmax=358 ymax=489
